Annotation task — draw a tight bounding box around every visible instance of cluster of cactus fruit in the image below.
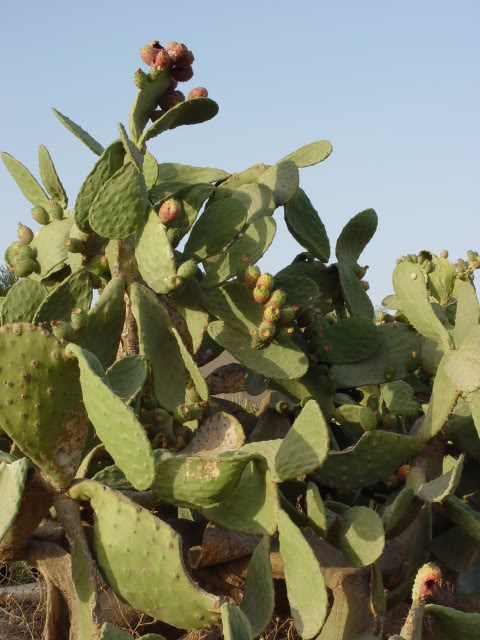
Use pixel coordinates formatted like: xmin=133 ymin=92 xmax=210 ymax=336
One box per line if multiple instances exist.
xmin=0 ymin=39 xmax=479 ymax=640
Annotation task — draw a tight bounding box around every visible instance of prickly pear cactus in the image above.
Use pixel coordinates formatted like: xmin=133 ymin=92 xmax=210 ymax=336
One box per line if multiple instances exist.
xmin=1 ymin=38 xmax=479 ymax=640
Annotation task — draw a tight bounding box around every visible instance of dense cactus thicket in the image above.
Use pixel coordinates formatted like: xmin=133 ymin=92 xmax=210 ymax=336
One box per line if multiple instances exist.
xmin=1 ymin=38 xmax=480 ymax=640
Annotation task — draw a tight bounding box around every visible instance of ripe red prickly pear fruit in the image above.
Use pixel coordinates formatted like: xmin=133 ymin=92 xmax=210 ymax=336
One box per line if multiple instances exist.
xmin=158 ymin=198 xmax=182 ymax=224
xmin=168 ymin=77 xmax=179 ymax=92
xmin=150 ymin=110 xmax=165 ymax=123
xmin=166 ymin=42 xmax=188 ymax=63
xmin=244 ymin=264 xmax=261 ymax=289
xmin=172 ymin=64 xmax=194 ymax=82
xmin=397 ymin=464 xmax=410 ymax=482
xmin=268 ymin=288 xmax=287 ymax=308
xmin=257 ymin=272 xmax=274 ymax=291
xmin=188 ymin=87 xmax=208 ymax=99
xmin=140 ymin=42 xmax=163 ymax=66
xmin=134 ymin=68 xmax=148 ymax=90
xmin=182 ymin=49 xmax=195 ymax=65
xmin=253 ymin=285 xmax=271 ymax=305
xmin=31 ymin=205 xmax=49 ymax=225
xmin=159 ymin=90 xmax=185 ymax=111
xmin=153 ymin=49 xmax=171 ymax=70
xmin=177 ymin=258 xmax=197 ymax=280
xmin=264 ymin=305 xmax=281 ymax=323
xmin=17 ymin=223 xmax=34 ymax=245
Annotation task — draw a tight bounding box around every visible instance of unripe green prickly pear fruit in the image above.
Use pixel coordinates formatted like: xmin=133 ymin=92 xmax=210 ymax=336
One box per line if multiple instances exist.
xmin=158 ymin=198 xmax=182 ymax=224
xmin=188 ymin=87 xmax=208 ymax=99
xmin=384 ymin=365 xmax=395 ymax=381
xmin=360 ymin=280 xmax=370 ymax=291
xmin=172 ymin=64 xmax=194 ymax=82
xmin=253 ymin=285 xmax=271 ymax=305
xmin=84 ymin=254 xmax=109 ymax=277
xmin=423 ymin=260 xmax=432 ymax=274
xmin=276 ymin=326 xmax=295 ymax=340
xmin=164 ymin=274 xmax=184 ymax=291
xmin=31 ymin=205 xmax=49 ymax=225
xmin=65 ymin=238 xmax=86 ymax=254
xmin=456 ymin=258 xmax=466 ymax=273
xmin=258 ymin=321 xmax=276 ymax=342
xmin=263 ymin=305 xmax=281 ymax=323
xmin=134 ymin=68 xmax=149 ymax=89
xmin=297 ymin=307 xmax=316 ymax=327
xmin=406 ymin=351 xmax=421 ymax=373
xmin=167 ymin=227 xmax=182 ymax=247
xmin=174 ymin=404 xmax=192 ymax=424
xmin=439 ymin=249 xmax=449 ymax=259
xmin=13 ymin=257 xmax=39 ymax=277
xmin=278 ymin=305 xmax=298 ymax=325
xmin=257 ymin=272 xmax=274 ymax=291
xmin=8 ymin=241 xmax=35 ymax=265
xmin=51 ymin=320 xmax=76 ymax=342
xmin=244 ymin=264 xmax=261 ymax=289
xmin=17 ymin=222 xmax=34 ymax=245
xmin=70 ymin=308 xmax=89 ymax=331
xmin=467 ymin=249 xmax=476 ymax=264
xmin=177 ymin=258 xmax=197 ymax=280
xmin=46 ymin=200 xmax=64 ymax=221
xmin=268 ymin=288 xmax=287 ymax=308
xmin=417 ymin=253 xmax=425 ymax=265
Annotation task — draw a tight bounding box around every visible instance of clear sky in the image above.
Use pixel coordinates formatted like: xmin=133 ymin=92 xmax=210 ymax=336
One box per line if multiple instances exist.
xmin=1 ymin=1 xmax=479 ymax=304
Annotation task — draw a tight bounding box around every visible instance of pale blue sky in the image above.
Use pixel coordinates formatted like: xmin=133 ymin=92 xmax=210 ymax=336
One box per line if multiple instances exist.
xmin=1 ymin=1 xmax=479 ymax=303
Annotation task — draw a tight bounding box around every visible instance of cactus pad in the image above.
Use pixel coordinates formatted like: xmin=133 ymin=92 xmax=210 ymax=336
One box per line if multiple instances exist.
xmin=30 ymin=217 xmax=74 ymax=278
xmin=335 ymin=209 xmax=378 ymax=266
xmin=424 ymin=603 xmax=480 ymax=639
xmin=208 ymin=321 xmax=309 ymax=380
xmin=284 ymin=188 xmax=330 ymax=262
xmin=313 ymin=431 xmax=422 ymax=489
xmin=135 ymin=209 xmax=176 ymax=293
xmin=279 ymin=140 xmax=333 ymax=168
xmin=52 ymin=108 xmax=104 ymax=155
xmin=1 ymin=152 xmax=49 ymax=207
xmin=118 ymin=123 xmax=143 ymax=171
xmin=453 ymin=279 xmax=480 ymax=345
xmin=258 ymin=160 xmax=299 ymax=206
xmin=89 ymin=162 xmax=148 ymax=239
xmin=315 ymin=317 xmax=380 ymax=365
xmin=33 ymin=268 xmax=92 ymax=324
xmin=381 ymin=380 xmax=420 ymax=417
xmin=69 ymin=480 xmax=222 ymax=628
xmin=415 ymin=454 xmax=464 ymax=503
xmin=231 ymin=183 xmax=276 ymax=223
xmin=339 ymin=506 xmax=385 ymax=567
xmin=240 ymin=537 xmax=274 ymax=636
xmin=0 ymin=324 xmax=86 ymax=487
xmin=336 ymin=262 xmax=374 ymax=319
xmin=0 ymin=457 xmax=29 ymax=543
xmin=66 ymin=344 xmax=155 ymax=491
xmin=106 ymin=355 xmax=148 ymax=404
xmin=38 ymin=144 xmax=68 ymax=207
xmin=222 ymin=603 xmax=253 ymax=640
xmin=184 ymin=412 xmax=245 ymax=455
xmin=1 ymin=279 xmax=46 ymax=324
xmin=204 ymin=282 xmax=264 ymax=335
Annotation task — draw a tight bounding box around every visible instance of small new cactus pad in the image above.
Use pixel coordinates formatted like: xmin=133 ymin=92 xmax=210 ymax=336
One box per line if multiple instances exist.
xmin=277 ymin=509 xmax=328 ymax=639
xmin=239 ymin=537 xmax=274 ymax=637
xmin=69 ymin=480 xmax=222 ymax=628
xmin=0 ymin=457 xmax=29 ymax=543
xmin=66 ymin=344 xmax=155 ymax=491
xmin=38 ymin=144 xmax=68 ymax=208
xmin=51 ymin=108 xmax=105 ymax=156
xmin=1 ymin=152 xmax=49 ymax=207
xmin=335 ymin=209 xmax=378 ymax=266
xmin=279 ymin=139 xmax=333 ymax=168
xmin=284 ymin=188 xmax=330 ymax=263
xmin=0 ymin=324 xmax=86 ymax=488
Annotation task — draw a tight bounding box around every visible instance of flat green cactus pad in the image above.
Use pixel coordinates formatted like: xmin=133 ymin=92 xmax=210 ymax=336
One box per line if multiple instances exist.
xmin=33 ymin=268 xmax=92 ymax=324
xmin=275 ymin=400 xmax=330 ymax=480
xmin=106 ymin=355 xmax=147 ymax=404
xmin=306 ymin=481 xmax=334 ymax=537
xmin=381 ymin=380 xmax=420 ymax=417
xmin=443 ymin=495 xmax=480 ymax=542
xmin=335 ymin=209 xmax=378 ymax=266
xmin=172 ymin=327 xmax=209 ymax=400
xmin=130 ymin=283 xmax=187 ymax=412
xmin=208 ymin=321 xmax=309 ymax=380
xmin=240 ymin=537 xmax=274 ymax=636
xmin=139 ymin=97 xmax=219 ymax=146
xmin=424 ymin=604 xmax=480 ymax=639
xmin=135 ymin=209 xmax=176 ymax=293
xmin=258 ymin=160 xmax=299 ymax=206
xmin=284 ymin=188 xmax=330 ymax=262
xmin=330 ymin=323 xmax=422 ymax=389
xmin=1 ymin=279 xmax=46 ymax=324
xmin=1 ymin=152 xmax=49 ymax=207
xmin=172 ymin=279 xmax=209 ymax=353
xmin=129 ymin=69 xmax=171 ymax=142
xmin=279 ymin=140 xmax=333 ymax=168
xmin=453 ymin=279 xmax=480 ymax=345
xmin=0 ymin=324 xmax=86 ymax=488
xmin=66 ymin=344 xmax=155 ymax=491
xmin=143 ymin=152 xmax=159 ymax=190
xmin=444 ymin=325 xmax=480 ymax=394
xmin=274 ymin=275 xmax=319 ymax=308
xmin=393 ymin=262 xmax=452 ymax=350
xmin=74 ymin=140 xmax=126 ymax=233
xmin=204 ymin=282 xmax=264 ymax=335
xmin=415 ymin=454 xmax=464 ymax=503
xmin=183 ymin=198 xmax=247 ymax=260
xmin=231 ymin=183 xmax=276 ymax=223
xmin=156 ymin=162 xmax=229 ymax=185
xmin=200 ymin=463 xmax=279 ymax=535
xmin=77 ymin=277 xmax=126 ymax=369
xmin=118 ymin=123 xmax=143 ymax=171
xmin=313 ymin=431 xmax=422 ymax=489
xmin=315 ymin=317 xmax=380 ymax=365
xmin=30 ymin=217 xmax=75 ymax=278
xmin=100 ymin=623 xmax=167 ymax=640
xmin=382 ymin=488 xmax=422 ymax=539
xmin=69 ymin=480 xmax=222 ymax=629
xmin=89 ymin=162 xmax=148 ymax=239
xmin=336 ymin=262 xmax=374 ymax=319
xmin=222 ymin=603 xmax=253 ymax=640
xmin=0 ymin=457 xmax=29 ymax=543
xmin=339 ymin=506 xmax=385 ymax=567
xmin=427 ymin=256 xmax=457 ymax=305
xmin=215 ymin=163 xmax=268 ymax=198
xmin=278 ymin=509 xmax=328 ymax=639
xmin=38 ymin=144 xmax=68 ymax=208
xmin=202 ymin=216 xmax=276 ymax=288
xmin=52 ymin=108 xmax=104 ymax=156
xmin=151 ymin=449 xmax=251 ymax=508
